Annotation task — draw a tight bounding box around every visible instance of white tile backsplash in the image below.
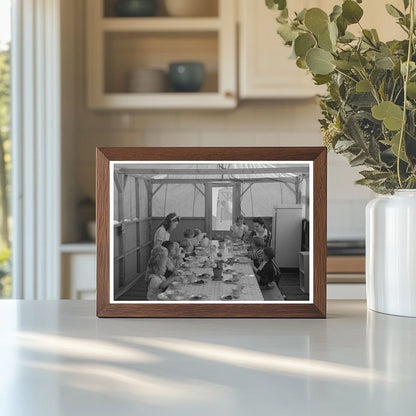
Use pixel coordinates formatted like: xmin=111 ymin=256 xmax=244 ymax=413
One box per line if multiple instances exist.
xmin=73 ymin=99 xmax=371 ymax=241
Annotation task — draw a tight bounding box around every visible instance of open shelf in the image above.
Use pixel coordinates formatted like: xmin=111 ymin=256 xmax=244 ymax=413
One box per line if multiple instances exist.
xmin=101 ymin=17 xmax=221 ymax=31
xmin=104 ymin=0 xmax=219 ymax=18
xmin=86 ymin=0 xmax=236 ymax=109
xmin=104 ymin=31 xmax=219 ymax=94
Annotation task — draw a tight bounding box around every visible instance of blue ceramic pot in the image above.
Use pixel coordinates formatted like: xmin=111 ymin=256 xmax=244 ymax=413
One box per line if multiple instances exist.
xmin=168 ymin=62 xmax=205 ymax=92
xmin=114 ymin=0 xmax=157 ymax=17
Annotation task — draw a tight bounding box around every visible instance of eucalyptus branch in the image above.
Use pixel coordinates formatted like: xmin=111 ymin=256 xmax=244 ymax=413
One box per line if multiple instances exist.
xmin=358 ymin=69 xmax=381 ymax=104
xmin=397 ymin=0 xmax=415 ymax=188
xmin=334 ymin=68 xmax=359 ymax=84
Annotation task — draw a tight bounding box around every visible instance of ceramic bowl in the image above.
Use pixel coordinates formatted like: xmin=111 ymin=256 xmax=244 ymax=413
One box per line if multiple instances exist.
xmin=168 ymin=61 xmax=205 ymax=92
xmin=128 ymin=68 xmax=167 ymax=93
xmin=114 ymin=0 xmax=157 ymax=17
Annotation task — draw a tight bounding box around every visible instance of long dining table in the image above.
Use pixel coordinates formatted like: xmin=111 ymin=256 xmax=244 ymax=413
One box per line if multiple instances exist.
xmin=161 ymin=244 xmax=264 ymax=301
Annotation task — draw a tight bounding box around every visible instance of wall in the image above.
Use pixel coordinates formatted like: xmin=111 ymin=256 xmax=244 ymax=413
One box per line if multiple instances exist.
xmin=61 ymin=0 xmax=375 ymax=243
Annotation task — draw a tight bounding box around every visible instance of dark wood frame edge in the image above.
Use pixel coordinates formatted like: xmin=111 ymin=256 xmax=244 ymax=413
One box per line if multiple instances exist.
xmin=96 ymin=147 xmax=327 ymax=318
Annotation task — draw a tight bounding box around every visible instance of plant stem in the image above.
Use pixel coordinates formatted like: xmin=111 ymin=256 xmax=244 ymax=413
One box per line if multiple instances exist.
xmin=397 ymin=0 xmax=415 ymax=188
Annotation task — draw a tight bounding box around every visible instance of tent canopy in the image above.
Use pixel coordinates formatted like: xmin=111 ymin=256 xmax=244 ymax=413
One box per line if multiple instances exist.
xmin=114 ymin=163 xmax=309 ymax=219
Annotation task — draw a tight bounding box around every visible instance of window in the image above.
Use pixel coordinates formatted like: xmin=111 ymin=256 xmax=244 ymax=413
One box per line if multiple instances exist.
xmin=0 ymin=0 xmax=11 ymax=298
xmin=211 ymin=185 xmax=233 ymax=231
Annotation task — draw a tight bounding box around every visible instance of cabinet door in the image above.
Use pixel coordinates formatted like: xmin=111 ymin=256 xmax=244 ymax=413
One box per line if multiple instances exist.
xmin=239 ymin=0 xmax=326 ymax=99
xmin=239 ymin=0 xmax=404 ymax=99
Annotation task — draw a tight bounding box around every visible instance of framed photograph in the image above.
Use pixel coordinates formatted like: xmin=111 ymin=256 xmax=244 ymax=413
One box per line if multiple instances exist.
xmin=96 ymin=147 xmax=327 ymax=318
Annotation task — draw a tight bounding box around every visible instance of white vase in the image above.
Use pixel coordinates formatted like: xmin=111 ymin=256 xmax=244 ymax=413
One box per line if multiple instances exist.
xmin=366 ymin=190 xmax=416 ymax=317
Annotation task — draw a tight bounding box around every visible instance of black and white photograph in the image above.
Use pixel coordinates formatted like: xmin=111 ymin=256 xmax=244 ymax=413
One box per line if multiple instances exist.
xmin=110 ymin=161 xmax=312 ymax=303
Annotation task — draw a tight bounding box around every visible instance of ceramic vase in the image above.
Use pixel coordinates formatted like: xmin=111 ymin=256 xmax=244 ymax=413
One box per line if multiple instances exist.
xmin=366 ymin=190 xmax=416 ymax=317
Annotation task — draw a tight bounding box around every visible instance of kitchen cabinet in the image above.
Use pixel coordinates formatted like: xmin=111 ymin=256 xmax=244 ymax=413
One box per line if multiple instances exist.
xmin=86 ymin=0 xmax=237 ymax=109
xmin=238 ymin=0 xmax=325 ymax=99
xmin=61 ymin=244 xmax=96 ymax=300
xmin=238 ymin=0 xmax=404 ymax=99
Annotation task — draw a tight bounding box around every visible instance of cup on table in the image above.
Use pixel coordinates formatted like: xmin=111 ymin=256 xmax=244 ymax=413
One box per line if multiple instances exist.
xmin=231 ymin=284 xmax=244 ymax=298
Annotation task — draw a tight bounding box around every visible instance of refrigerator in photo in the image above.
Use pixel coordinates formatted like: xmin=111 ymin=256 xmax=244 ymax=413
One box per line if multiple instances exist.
xmin=272 ymin=205 xmax=303 ymax=268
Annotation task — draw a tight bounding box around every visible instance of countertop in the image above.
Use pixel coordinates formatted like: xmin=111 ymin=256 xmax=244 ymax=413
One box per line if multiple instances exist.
xmin=0 ymin=300 xmax=415 ymax=415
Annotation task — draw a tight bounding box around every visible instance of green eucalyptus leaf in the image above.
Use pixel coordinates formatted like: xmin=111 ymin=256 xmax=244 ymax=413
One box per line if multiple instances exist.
xmin=387 ymin=132 xmax=409 ymax=162
xmin=385 ymin=4 xmax=404 ymax=18
xmin=281 ymin=7 xmax=288 ymax=19
xmin=372 ymin=101 xmax=404 ymax=130
xmin=339 ymin=31 xmax=356 ymax=43
xmin=350 ymin=54 xmax=368 ymax=70
xmin=328 ymin=21 xmax=338 ymax=44
xmin=334 ymin=140 xmax=355 ymax=151
xmin=296 ymin=8 xmax=307 ymax=23
xmin=330 ymin=5 xmax=342 ymax=22
xmin=375 ymin=55 xmax=395 ymax=70
xmin=371 ymin=29 xmax=380 ymax=42
xmin=407 ymin=82 xmax=416 ymax=99
xmin=294 ymin=33 xmax=316 ymax=58
xmin=403 ymin=0 xmax=409 ymax=10
xmin=318 ymin=27 xmax=334 ymax=52
xmin=342 ymin=0 xmax=364 ymax=24
xmin=277 ymin=23 xmax=299 ymax=43
xmin=363 ymin=29 xmax=376 ymax=45
xmin=266 ymin=0 xmax=287 ymax=11
xmin=304 ymin=8 xmax=329 ymax=35
xmin=313 ymin=74 xmax=332 ymax=85
xmin=360 ymin=170 xmax=391 ymax=181
xmin=356 ymin=79 xmax=372 ymax=92
xmin=336 ymin=15 xmax=348 ymax=36
xmin=296 ymin=57 xmax=308 ymax=69
xmin=333 ymin=60 xmax=353 ymax=70
xmin=350 ymin=152 xmax=368 ymax=167
xmin=306 ymin=48 xmax=335 ymax=75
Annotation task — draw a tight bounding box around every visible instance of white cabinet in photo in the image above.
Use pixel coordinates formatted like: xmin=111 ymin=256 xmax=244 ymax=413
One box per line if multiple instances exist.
xmin=272 ymin=205 xmax=303 ymax=268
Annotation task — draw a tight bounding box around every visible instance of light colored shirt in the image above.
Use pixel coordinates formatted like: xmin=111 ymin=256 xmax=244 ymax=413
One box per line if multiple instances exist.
xmin=230 ymin=223 xmax=248 ymax=239
xmin=147 ymin=273 xmax=166 ymax=300
xmin=154 ymin=226 xmax=170 ymax=246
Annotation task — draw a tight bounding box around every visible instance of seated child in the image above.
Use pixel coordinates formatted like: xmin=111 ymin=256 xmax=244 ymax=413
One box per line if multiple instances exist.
xmin=253 ymin=247 xmax=282 ymax=290
xmin=161 ymin=240 xmax=177 ymax=277
xmin=146 ymin=246 xmax=179 ymax=300
xmin=192 ymin=228 xmax=206 ymax=247
xmin=180 ymin=228 xmax=195 ymax=255
xmin=248 ymin=236 xmax=265 ymax=268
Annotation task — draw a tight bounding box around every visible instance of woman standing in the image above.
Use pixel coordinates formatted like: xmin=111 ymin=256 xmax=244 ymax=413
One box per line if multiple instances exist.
xmin=153 ymin=212 xmax=179 ymax=246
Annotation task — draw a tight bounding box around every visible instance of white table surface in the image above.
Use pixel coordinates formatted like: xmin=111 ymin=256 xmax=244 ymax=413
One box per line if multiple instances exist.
xmin=1 ymin=300 xmax=415 ymax=416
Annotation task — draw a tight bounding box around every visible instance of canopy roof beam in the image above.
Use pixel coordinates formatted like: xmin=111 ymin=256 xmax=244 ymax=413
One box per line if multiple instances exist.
xmin=117 ymin=167 xmax=309 ymax=176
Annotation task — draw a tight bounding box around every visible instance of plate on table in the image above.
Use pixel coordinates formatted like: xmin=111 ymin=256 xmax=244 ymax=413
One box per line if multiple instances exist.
xmin=197 ymin=273 xmax=211 ymax=279
xmin=220 ymin=294 xmax=238 ymax=301
xmin=191 ymin=279 xmax=206 ymax=285
xmin=188 ymin=294 xmax=208 ymax=301
xmin=236 ymin=257 xmax=251 ymax=264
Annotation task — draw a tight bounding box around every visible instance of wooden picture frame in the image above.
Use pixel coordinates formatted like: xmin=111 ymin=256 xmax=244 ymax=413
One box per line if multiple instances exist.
xmin=96 ymin=147 xmax=327 ymax=318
